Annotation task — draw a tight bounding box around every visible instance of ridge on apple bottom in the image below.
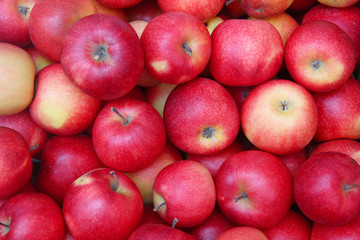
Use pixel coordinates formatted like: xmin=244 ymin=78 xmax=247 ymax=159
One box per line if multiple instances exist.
xmin=0 ymin=0 xmax=360 ymax=239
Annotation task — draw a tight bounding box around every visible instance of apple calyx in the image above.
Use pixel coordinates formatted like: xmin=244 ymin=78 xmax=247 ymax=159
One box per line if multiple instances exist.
xmin=311 ymin=60 xmax=322 ymax=70
xmin=203 ymin=127 xmax=215 ymax=139
xmin=234 ymin=192 xmax=248 ymax=203
xmin=182 ymin=42 xmax=192 ymax=56
xmin=109 ymin=171 xmax=118 ymax=192
xmin=93 ymin=44 xmax=109 ymax=62
xmin=153 ymin=201 xmax=166 ymax=212
xmin=29 ymin=143 xmax=39 ymax=152
xmin=344 ymin=184 xmax=360 ymax=191
xmin=278 ymin=100 xmax=290 ymax=112
xmin=111 ymin=107 xmax=130 ymax=126
xmin=18 ymin=5 xmax=30 ymax=17
xmin=172 ymin=217 xmax=179 ymax=228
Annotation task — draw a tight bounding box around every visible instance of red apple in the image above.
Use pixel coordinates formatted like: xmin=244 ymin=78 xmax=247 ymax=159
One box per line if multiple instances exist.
xmin=157 ymin=0 xmax=225 ymax=22
xmin=187 ymin=206 xmax=237 ymax=240
xmin=311 ymin=213 xmax=360 ymax=240
xmin=294 ymin=152 xmax=360 ymax=225
xmin=223 ymin=0 xmax=246 ymax=19
xmin=63 ymin=168 xmax=143 ymax=240
xmin=152 ymin=160 xmax=216 ymax=228
xmin=140 ymin=12 xmax=211 ymax=84
xmin=28 ymin=0 xmax=98 ymax=61
xmin=239 ymin=0 xmax=295 ymax=18
xmin=311 ymin=76 xmax=360 ymax=141
xmin=286 ymin=0 xmax=318 ymax=13
xmin=0 ymin=42 xmax=35 ymax=116
xmin=36 ymin=135 xmax=104 ymax=205
xmin=0 ymin=127 xmax=33 ymax=199
xmin=277 ymin=149 xmax=307 ymax=180
xmin=163 ymin=77 xmax=240 ymax=155
xmin=126 ymin=140 xmax=183 ymax=205
xmin=96 ymin=0 xmax=142 ymax=8
xmin=309 ymin=139 xmax=360 ymax=165
xmin=285 ymin=20 xmax=357 ymax=92
xmin=24 ymin=45 xmax=56 ymax=73
xmin=0 ymin=108 xmax=50 ymax=158
xmin=262 ymin=210 xmax=312 ymax=240
xmin=0 ymin=181 xmax=36 ymax=209
xmin=128 ymin=223 xmax=198 ymax=240
xmin=92 ymin=99 xmax=166 ymax=172
xmin=215 ymin=226 xmax=268 ymax=240
xmin=61 ymin=13 xmax=144 ymax=100
xmin=141 ymin=206 xmax=167 ymax=225
xmin=216 ymin=150 xmax=293 ymax=229
xmin=241 ymin=79 xmax=318 ymax=155
xmin=0 ymin=192 xmax=66 ymax=239
xmin=302 ymin=4 xmax=360 ymax=63
xmin=90 ymin=0 xmax=128 ymax=20
xmin=29 ymin=63 xmax=102 ymax=136
xmin=0 ymin=0 xmax=38 ymax=47
xmin=209 ymin=19 xmax=283 ymax=86
xmin=225 ymin=85 xmax=256 ymax=114
xmin=317 ymin=0 xmax=359 ymax=8
xmin=126 ymin=0 xmax=163 ymax=22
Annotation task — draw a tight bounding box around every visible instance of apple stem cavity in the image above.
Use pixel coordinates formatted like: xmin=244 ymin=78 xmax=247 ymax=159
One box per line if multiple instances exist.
xmin=111 ymin=107 xmax=129 ymax=126
xmin=172 ymin=217 xmax=179 ymax=228
xmin=109 ymin=171 xmax=118 ymax=192
xmin=18 ymin=5 xmax=30 ymax=16
xmin=234 ymin=192 xmax=248 ymax=203
xmin=93 ymin=45 xmax=108 ymax=62
xmin=311 ymin=60 xmax=322 ymax=70
xmin=153 ymin=201 xmax=166 ymax=212
xmin=182 ymin=42 xmax=192 ymax=56
xmin=29 ymin=143 xmax=39 ymax=152
xmin=202 ymin=127 xmax=215 ymax=139
xmin=278 ymin=100 xmax=289 ymax=112
xmin=344 ymin=184 xmax=360 ymax=191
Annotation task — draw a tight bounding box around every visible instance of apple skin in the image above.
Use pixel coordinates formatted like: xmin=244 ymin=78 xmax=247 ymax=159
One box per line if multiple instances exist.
xmin=241 ymin=79 xmax=318 ymax=156
xmin=215 ymin=226 xmax=268 ymax=240
xmin=285 ymin=20 xmax=357 ymax=93
xmin=157 ymin=0 xmax=225 ymax=22
xmin=0 ymin=108 xmax=50 ymax=158
xmin=152 ymin=160 xmax=216 ymax=228
xmin=96 ymin=0 xmax=142 ymax=8
xmin=36 ymin=135 xmax=105 ymax=205
xmin=140 ymin=12 xmax=211 ymax=85
xmin=28 ymin=0 xmax=98 ymax=62
xmin=29 ymin=63 xmax=102 ymax=136
xmin=0 ymin=181 xmax=36 ymax=209
xmin=224 ymin=0 xmax=246 ymax=19
xmin=24 ymin=45 xmax=56 ymax=73
xmin=294 ymin=152 xmax=360 ymax=225
xmin=317 ymin=0 xmax=359 ymax=8
xmin=0 ymin=0 xmax=38 ymax=47
xmin=0 ymin=42 xmax=35 ymax=116
xmin=140 ymin=205 xmax=167 ymax=225
xmin=126 ymin=0 xmax=163 ymax=22
xmin=311 ymin=76 xmax=360 ymax=141
xmin=308 ymin=139 xmax=360 ymax=165
xmin=286 ymin=0 xmax=318 ymax=13
xmin=187 ymin=206 xmax=237 ymax=240
xmin=63 ymin=168 xmax=144 ymax=240
xmin=144 ymin=82 xmax=177 ymax=118
xmin=0 ymin=192 xmax=66 ymax=239
xmin=262 ymin=210 xmax=312 ymax=240
xmin=216 ymin=150 xmax=293 ymax=229
xmin=128 ymin=223 xmax=198 ymax=240
xmin=311 ymin=213 xmax=360 ymax=240
xmin=186 ymin=140 xmax=244 ymax=181
xmin=0 ymin=127 xmax=33 ymax=199
xmin=61 ymin=13 xmax=144 ymax=100
xmin=126 ymin=140 xmax=183 ymax=205
xmin=89 ymin=0 xmax=128 ymax=20
xmin=209 ymin=19 xmax=283 ymax=87
xmin=92 ymin=99 xmax=166 ymax=172
xmin=239 ymin=0 xmax=295 ymax=18
xmin=163 ymin=77 xmax=240 ymax=155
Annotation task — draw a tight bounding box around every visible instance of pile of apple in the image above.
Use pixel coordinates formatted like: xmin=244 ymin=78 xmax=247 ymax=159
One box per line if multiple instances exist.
xmin=1 ymin=0 xmax=360 ymax=239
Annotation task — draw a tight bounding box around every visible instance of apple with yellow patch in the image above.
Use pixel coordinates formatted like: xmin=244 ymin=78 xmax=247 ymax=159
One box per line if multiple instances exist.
xmin=29 ymin=63 xmax=102 ymax=136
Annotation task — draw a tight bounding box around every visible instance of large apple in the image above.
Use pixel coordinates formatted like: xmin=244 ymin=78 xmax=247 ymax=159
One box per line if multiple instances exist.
xmin=239 ymin=0 xmax=295 ymax=18
xmin=29 ymin=63 xmax=102 ymax=136
xmin=209 ymin=19 xmax=283 ymax=86
xmin=163 ymin=77 xmax=240 ymax=155
xmin=92 ymin=99 xmax=166 ymax=172
xmin=152 ymin=160 xmax=216 ymax=228
xmin=0 ymin=192 xmax=66 ymax=239
xmin=285 ymin=20 xmax=357 ymax=92
xmin=241 ymin=79 xmax=318 ymax=155
xmin=63 ymin=168 xmax=143 ymax=240
xmin=216 ymin=150 xmax=293 ymax=229
xmin=0 ymin=127 xmax=33 ymax=199
xmin=140 ymin=12 xmax=211 ymax=85
xmin=61 ymin=13 xmax=144 ymax=100
xmin=0 ymin=42 xmax=35 ymax=116
xmin=294 ymin=151 xmax=360 ymax=225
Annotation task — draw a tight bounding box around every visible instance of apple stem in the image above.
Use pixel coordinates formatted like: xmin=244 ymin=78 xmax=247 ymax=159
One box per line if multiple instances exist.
xmin=182 ymin=42 xmax=192 ymax=56
xmin=234 ymin=192 xmax=248 ymax=202
xmin=109 ymin=171 xmax=118 ymax=191
xmin=153 ymin=201 xmax=166 ymax=212
xmin=225 ymin=0 xmax=234 ymax=6
xmin=111 ymin=107 xmax=129 ymax=126
xmin=93 ymin=46 xmax=107 ymax=62
xmin=29 ymin=143 xmax=39 ymax=152
xmin=344 ymin=184 xmax=360 ymax=191
xmin=0 ymin=222 xmax=10 ymax=228
xmin=172 ymin=217 xmax=179 ymax=228
xmin=279 ymin=100 xmax=289 ymax=111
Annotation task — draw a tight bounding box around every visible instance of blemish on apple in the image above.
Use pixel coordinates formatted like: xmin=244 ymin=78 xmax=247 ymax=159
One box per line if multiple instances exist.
xmin=151 ymin=60 xmax=169 ymax=74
